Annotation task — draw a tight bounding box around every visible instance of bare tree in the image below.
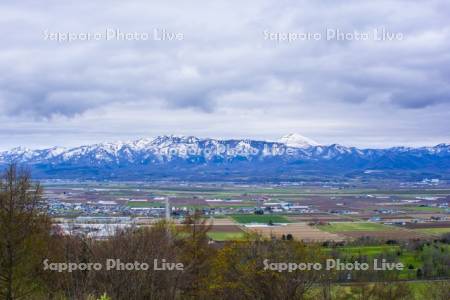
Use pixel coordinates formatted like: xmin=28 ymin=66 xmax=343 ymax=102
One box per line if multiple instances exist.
xmin=0 ymin=164 xmax=51 ymax=299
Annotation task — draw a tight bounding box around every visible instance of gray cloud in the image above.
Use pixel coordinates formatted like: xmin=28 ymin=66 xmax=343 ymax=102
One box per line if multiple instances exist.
xmin=0 ymin=0 xmax=449 ymax=148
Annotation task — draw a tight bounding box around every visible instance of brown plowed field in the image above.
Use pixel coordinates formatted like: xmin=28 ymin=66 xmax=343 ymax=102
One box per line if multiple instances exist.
xmin=404 ymin=222 xmax=450 ymax=229
xmin=245 ymin=223 xmax=345 ymax=242
xmin=211 ymin=218 xmax=238 ymax=226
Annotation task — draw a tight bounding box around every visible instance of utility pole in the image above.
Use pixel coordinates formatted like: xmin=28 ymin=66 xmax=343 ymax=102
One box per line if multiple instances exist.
xmin=165 ymin=197 xmax=171 ymax=220
xmin=165 ymin=197 xmax=172 ymax=241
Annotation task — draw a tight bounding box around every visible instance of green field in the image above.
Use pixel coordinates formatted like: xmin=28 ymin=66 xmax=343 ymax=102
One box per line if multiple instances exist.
xmin=230 ymin=214 xmax=290 ymax=224
xmin=404 ymin=206 xmax=445 ymax=212
xmin=327 ymin=245 xmax=422 ymax=278
xmin=334 ymin=245 xmax=399 ymax=256
xmin=207 ymin=231 xmax=246 ymax=241
xmin=318 ymin=222 xmax=394 ymax=233
xmin=335 ymin=245 xmax=420 ymax=266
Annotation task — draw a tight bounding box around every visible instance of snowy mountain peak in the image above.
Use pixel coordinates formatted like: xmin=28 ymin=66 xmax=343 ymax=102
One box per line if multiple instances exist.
xmin=9 ymin=146 xmax=32 ymax=154
xmin=44 ymin=146 xmax=67 ymax=157
xmin=0 ymin=136 xmax=449 ymax=181
xmin=278 ymin=133 xmax=319 ymax=148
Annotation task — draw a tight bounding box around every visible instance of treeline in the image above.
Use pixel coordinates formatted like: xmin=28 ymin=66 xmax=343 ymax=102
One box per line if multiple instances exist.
xmin=0 ymin=165 xmax=449 ymax=300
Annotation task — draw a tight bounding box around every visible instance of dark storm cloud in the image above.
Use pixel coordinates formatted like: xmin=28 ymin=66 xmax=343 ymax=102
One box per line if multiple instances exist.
xmin=390 ymin=90 xmax=450 ymax=109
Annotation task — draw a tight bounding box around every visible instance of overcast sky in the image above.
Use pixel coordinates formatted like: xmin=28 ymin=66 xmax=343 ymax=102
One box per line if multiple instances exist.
xmin=1 ymin=0 xmax=449 ymax=150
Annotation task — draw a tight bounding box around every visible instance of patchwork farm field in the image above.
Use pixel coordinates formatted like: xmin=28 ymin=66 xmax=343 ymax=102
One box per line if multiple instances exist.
xmin=46 ymin=181 xmax=449 ymax=243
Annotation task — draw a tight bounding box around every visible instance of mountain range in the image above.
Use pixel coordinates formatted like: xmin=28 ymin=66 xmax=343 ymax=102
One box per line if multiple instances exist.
xmin=1 ymin=134 xmax=449 ymax=182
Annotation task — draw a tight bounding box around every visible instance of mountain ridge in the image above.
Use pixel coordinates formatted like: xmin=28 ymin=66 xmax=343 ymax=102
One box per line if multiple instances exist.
xmin=1 ymin=134 xmax=449 ymax=182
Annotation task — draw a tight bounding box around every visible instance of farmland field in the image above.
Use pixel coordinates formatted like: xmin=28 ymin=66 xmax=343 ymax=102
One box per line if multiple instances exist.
xmin=334 ymin=245 xmax=400 ymax=255
xmin=317 ymin=222 xmax=394 ymax=232
xmin=45 ymin=181 xmax=449 ymax=243
xmin=127 ymin=201 xmax=163 ymax=208
xmin=415 ymin=228 xmax=450 ymax=235
xmin=245 ymin=223 xmax=344 ymax=242
xmin=207 ymin=231 xmax=246 ymax=241
xmin=404 ymin=222 xmax=450 ymax=229
xmin=317 ymin=222 xmax=428 ymax=240
xmin=230 ymin=214 xmax=290 ymax=224
xmin=403 ymin=206 xmax=446 ymax=213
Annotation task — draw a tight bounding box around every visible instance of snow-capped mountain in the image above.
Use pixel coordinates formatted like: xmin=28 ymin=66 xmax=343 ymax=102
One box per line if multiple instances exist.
xmin=1 ymin=135 xmax=449 ymax=181
xmin=278 ymin=133 xmax=319 ymax=148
